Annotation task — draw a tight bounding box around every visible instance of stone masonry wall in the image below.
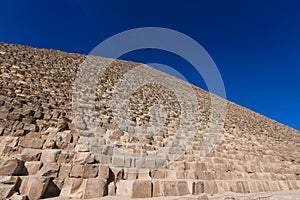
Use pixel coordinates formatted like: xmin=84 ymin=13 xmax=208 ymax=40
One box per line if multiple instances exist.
xmin=0 ymin=42 xmax=299 ymax=199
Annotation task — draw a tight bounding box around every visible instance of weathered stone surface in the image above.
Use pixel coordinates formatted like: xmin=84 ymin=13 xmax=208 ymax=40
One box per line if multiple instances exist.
xmin=19 ymin=138 xmax=44 ymax=149
xmin=59 ymin=163 xmax=72 ymax=178
xmin=73 ymin=152 xmax=94 ymax=164
xmin=0 ymin=42 xmax=300 ymax=199
xmin=0 ymin=158 xmax=25 ymax=176
xmin=70 ymin=165 xmax=84 ymax=178
xmin=56 ymin=130 xmax=72 ymax=149
xmin=40 ymin=149 xmax=61 ymax=163
xmin=21 ymin=148 xmax=42 ymax=161
xmin=193 ymin=181 xmax=204 ymax=195
xmin=116 ymin=180 xmax=134 ymax=197
xmin=203 ymin=181 xmax=219 ymax=194
xmin=19 ymin=177 xmax=49 ymax=200
xmin=60 ymin=178 xmax=86 ymax=199
xmin=24 ymin=161 xmax=42 ymax=175
xmin=132 ymin=180 xmax=152 ymax=198
xmin=38 ymin=163 xmax=59 ymax=178
xmin=83 ymin=164 xmax=98 ymax=178
xmin=0 ymin=176 xmax=20 ymax=198
xmin=83 ymin=178 xmax=107 ymax=198
xmin=60 ymin=178 xmax=107 ymax=199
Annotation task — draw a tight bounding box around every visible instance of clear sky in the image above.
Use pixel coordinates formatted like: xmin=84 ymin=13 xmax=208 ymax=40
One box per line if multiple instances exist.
xmin=0 ymin=0 xmax=299 ymax=130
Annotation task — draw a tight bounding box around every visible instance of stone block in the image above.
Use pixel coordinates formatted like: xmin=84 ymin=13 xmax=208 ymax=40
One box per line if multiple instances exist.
xmin=57 ymin=150 xmax=75 ymax=163
xmin=56 ymin=130 xmax=72 ymax=149
xmin=150 ymin=170 xmax=166 ymax=179
xmin=38 ymin=163 xmax=60 ymax=178
xmin=83 ymin=164 xmax=98 ymax=178
xmin=152 ymin=180 xmax=162 ymax=197
xmin=60 ymin=178 xmax=86 ymax=199
xmin=132 ymin=180 xmax=152 ymax=198
xmin=40 ymin=149 xmax=61 ymax=163
xmin=70 ymin=165 xmax=84 ymax=178
xmin=0 ymin=136 xmax=18 ymax=147
xmin=21 ymin=148 xmax=42 ymax=161
xmin=23 ymin=124 xmax=38 ymax=132
xmin=177 ymin=181 xmax=190 ymax=196
xmin=83 ymin=178 xmax=107 ymax=198
xmin=116 ymin=180 xmax=134 ymax=197
xmin=193 ymin=181 xmax=204 ymax=195
xmin=236 ymin=181 xmax=250 ymax=193
xmin=73 ymin=152 xmax=94 ymax=164
xmin=59 ymin=164 xmax=72 ymax=178
xmin=108 ymin=182 xmax=116 ymax=196
xmin=137 ymin=169 xmax=151 ymax=180
xmin=98 ymin=164 xmax=110 ymax=179
xmin=24 ymin=161 xmax=42 ymax=175
xmin=19 ymin=177 xmax=49 ymax=200
xmin=0 ymin=158 xmax=25 ymax=176
xmin=112 ymin=155 xmax=125 ymax=167
xmin=19 ymin=138 xmax=44 ymax=149
xmin=204 ymin=181 xmax=219 ymax=194
xmin=0 ymin=176 xmax=20 ymax=198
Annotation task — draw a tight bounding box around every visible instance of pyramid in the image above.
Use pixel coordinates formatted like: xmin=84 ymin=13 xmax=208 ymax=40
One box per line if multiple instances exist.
xmin=0 ymin=42 xmax=299 ymax=200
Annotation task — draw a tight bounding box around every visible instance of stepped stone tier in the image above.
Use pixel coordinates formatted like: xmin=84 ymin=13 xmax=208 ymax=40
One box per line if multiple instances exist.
xmin=0 ymin=42 xmax=299 ymax=200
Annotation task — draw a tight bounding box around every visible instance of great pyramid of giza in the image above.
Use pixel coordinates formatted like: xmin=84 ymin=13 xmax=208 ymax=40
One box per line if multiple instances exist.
xmin=0 ymin=42 xmax=299 ymax=200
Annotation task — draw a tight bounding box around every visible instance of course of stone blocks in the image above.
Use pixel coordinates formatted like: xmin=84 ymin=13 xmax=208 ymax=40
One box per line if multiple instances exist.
xmin=0 ymin=42 xmax=299 ymax=199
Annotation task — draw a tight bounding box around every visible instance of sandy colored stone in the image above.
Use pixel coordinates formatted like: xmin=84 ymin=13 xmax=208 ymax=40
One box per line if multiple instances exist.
xmin=70 ymin=165 xmax=84 ymax=178
xmin=0 ymin=158 xmax=25 ymax=176
xmin=0 ymin=176 xmax=20 ymax=198
xmin=20 ymin=148 xmax=42 ymax=161
xmin=83 ymin=164 xmax=98 ymax=178
xmin=73 ymin=152 xmax=94 ymax=164
xmin=24 ymin=161 xmax=42 ymax=175
xmin=19 ymin=177 xmax=49 ymax=200
xmin=83 ymin=178 xmax=107 ymax=198
xmin=132 ymin=180 xmax=152 ymax=198
xmin=40 ymin=149 xmax=61 ymax=163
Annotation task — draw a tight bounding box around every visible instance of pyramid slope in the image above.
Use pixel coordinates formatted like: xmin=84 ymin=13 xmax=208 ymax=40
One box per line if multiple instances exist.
xmin=0 ymin=42 xmax=299 ymax=199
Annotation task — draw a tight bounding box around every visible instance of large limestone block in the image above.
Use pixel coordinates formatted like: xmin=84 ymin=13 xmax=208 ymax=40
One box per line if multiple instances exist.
xmin=20 ymin=148 xmax=42 ymax=161
xmin=132 ymin=180 xmax=152 ymax=198
xmin=24 ymin=161 xmax=42 ymax=175
xmin=236 ymin=181 xmax=250 ymax=193
xmin=0 ymin=136 xmax=18 ymax=147
xmin=19 ymin=138 xmax=44 ymax=149
xmin=0 ymin=176 xmax=20 ymax=198
xmin=177 ymin=181 xmax=190 ymax=196
xmin=203 ymin=181 xmax=219 ymax=194
xmin=38 ymin=163 xmax=60 ymax=178
xmin=152 ymin=180 xmax=162 ymax=197
xmin=98 ymin=164 xmax=110 ymax=179
xmin=0 ymin=158 xmax=25 ymax=176
xmin=56 ymin=130 xmax=72 ymax=149
xmin=73 ymin=152 xmax=94 ymax=164
xmin=116 ymin=180 xmax=134 ymax=197
xmin=70 ymin=165 xmax=84 ymax=178
xmin=59 ymin=164 xmax=71 ymax=178
xmin=40 ymin=149 xmax=61 ymax=163
xmin=60 ymin=178 xmax=86 ymax=199
xmin=193 ymin=181 xmax=204 ymax=195
xmin=162 ymin=181 xmax=177 ymax=196
xmin=83 ymin=178 xmax=107 ymax=198
xmin=19 ymin=177 xmax=49 ymax=200
xmin=60 ymin=178 xmax=107 ymax=199
xmin=83 ymin=164 xmax=98 ymax=178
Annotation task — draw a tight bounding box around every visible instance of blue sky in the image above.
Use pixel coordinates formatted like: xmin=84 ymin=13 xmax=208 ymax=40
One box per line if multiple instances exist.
xmin=0 ymin=0 xmax=299 ymax=130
